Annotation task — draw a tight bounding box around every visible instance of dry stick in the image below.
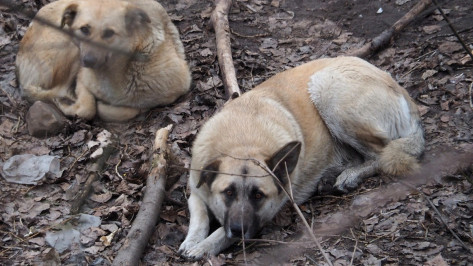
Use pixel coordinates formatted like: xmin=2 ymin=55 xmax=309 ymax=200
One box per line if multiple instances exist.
xmin=211 ymin=0 xmax=241 ymax=100
xmin=251 ymin=159 xmax=334 ymax=266
xmin=469 ymin=82 xmax=473 ymax=109
xmin=398 ymin=180 xmax=473 ymax=254
xmin=349 ymin=228 xmax=358 ymax=266
xmin=70 ymin=145 xmax=116 ymax=214
xmin=432 ymin=0 xmax=473 ymax=62
xmin=422 ymin=194 xmax=473 ymax=254
xmin=112 ymin=125 xmax=173 ymax=266
xmin=348 ymin=0 xmax=433 ymax=58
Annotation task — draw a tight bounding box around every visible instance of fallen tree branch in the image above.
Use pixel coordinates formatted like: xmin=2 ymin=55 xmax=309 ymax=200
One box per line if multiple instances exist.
xmin=211 ymin=0 xmax=241 ymax=100
xmin=348 ymin=0 xmax=433 ymax=58
xmin=112 ymin=125 xmax=173 ymax=266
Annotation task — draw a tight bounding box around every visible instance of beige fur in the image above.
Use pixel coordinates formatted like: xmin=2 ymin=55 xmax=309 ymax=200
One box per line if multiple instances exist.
xmin=179 ymin=56 xmax=424 ymax=259
xmin=16 ymin=0 xmax=190 ymax=121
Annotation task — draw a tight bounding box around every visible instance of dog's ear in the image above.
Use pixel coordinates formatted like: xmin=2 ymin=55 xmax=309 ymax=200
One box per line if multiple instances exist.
xmin=196 ymin=160 xmax=221 ymax=189
xmin=125 ymin=7 xmax=151 ymax=32
xmin=266 ymin=141 xmax=301 ymax=186
xmin=61 ymin=4 xmax=78 ymax=28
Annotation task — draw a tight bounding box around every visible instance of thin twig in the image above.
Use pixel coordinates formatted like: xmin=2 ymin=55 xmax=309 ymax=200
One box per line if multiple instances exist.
xmin=251 ymin=159 xmax=334 ymax=266
xmin=432 ymin=0 xmax=473 ymax=62
xmin=349 ymin=228 xmax=358 ymax=266
xmin=115 ymin=159 xmax=123 ymax=180
xmin=242 ymin=238 xmax=311 ymax=245
xmin=399 ymin=180 xmax=473 ymax=254
xmin=230 ymin=29 xmax=268 ymax=38
xmin=469 ymin=82 xmax=473 ymax=109
xmin=240 ymin=203 xmax=248 ymax=266
xmin=423 ymin=192 xmax=472 ymax=253
xmin=175 ymin=164 xmax=270 ymax=178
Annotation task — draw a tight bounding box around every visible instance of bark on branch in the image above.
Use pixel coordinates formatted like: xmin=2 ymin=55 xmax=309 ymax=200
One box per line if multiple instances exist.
xmin=348 ymin=0 xmax=433 ymax=58
xmin=211 ymin=0 xmax=241 ymax=100
xmin=112 ymin=125 xmax=173 ymax=266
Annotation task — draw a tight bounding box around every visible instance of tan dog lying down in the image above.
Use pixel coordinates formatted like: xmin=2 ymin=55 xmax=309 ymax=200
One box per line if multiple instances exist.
xmin=16 ymin=0 xmax=191 ymax=121
xmin=179 ymin=56 xmax=424 ymax=259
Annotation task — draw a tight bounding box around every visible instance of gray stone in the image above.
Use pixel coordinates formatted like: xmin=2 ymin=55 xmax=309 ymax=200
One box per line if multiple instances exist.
xmin=26 ymin=101 xmax=67 ymax=138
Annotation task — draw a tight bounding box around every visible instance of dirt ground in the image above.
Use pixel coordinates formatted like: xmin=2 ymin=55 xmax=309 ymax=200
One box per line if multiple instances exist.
xmin=1 ymin=0 xmax=472 ymax=265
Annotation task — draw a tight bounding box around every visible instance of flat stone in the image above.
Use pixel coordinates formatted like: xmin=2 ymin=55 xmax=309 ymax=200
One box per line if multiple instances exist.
xmin=26 ymin=101 xmax=67 ymax=138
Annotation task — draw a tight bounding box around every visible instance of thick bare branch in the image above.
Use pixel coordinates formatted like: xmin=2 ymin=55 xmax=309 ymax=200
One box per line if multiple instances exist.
xmin=211 ymin=0 xmax=241 ymax=100
xmin=112 ymin=125 xmax=173 ymax=266
xmin=348 ymin=0 xmax=432 ymax=58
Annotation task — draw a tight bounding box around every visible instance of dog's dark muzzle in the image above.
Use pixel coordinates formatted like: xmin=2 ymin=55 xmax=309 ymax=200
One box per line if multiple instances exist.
xmin=224 ymin=205 xmax=259 ymax=239
xmin=81 ymin=54 xmax=98 ymax=68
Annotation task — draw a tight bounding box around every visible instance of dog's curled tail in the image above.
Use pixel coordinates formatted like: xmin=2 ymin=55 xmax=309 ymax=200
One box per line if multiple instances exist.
xmin=379 ymin=124 xmax=425 ymax=175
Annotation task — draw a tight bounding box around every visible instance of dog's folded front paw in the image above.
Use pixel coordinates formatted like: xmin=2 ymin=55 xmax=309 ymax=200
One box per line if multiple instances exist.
xmin=178 ymin=239 xmax=210 ymax=260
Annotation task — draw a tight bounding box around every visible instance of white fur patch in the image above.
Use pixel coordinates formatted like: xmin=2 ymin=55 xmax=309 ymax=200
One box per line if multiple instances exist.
xmin=307 ymin=70 xmax=332 ymax=107
xmin=398 ymin=96 xmax=411 ymax=122
xmin=397 ymin=96 xmax=416 ymax=138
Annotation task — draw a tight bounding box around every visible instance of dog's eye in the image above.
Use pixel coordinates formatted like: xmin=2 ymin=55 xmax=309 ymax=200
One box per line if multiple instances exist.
xmin=253 ymin=190 xmax=264 ymax=200
xmin=223 ymin=188 xmax=234 ymax=198
xmin=253 ymin=191 xmax=264 ymax=200
xmin=80 ymin=26 xmax=90 ymax=36
xmin=102 ymin=29 xmax=115 ymax=39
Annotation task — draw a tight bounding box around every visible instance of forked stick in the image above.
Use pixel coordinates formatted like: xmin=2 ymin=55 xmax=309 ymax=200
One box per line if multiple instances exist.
xmin=211 ymin=0 xmax=241 ymax=100
xmin=112 ymin=125 xmax=172 ymax=266
xmin=348 ymin=0 xmax=432 ymax=58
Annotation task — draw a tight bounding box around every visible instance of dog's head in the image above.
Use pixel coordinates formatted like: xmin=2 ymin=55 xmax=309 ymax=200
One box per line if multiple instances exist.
xmin=60 ymin=0 xmax=154 ymax=69
xmin=196 ymin=141 xmax=301 ymax=239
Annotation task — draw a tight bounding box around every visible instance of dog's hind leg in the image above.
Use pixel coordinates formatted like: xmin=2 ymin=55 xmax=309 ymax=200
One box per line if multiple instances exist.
xmin=333 ymin=159 xmax=379 ymax=192
xmin=308 ymin=57 xmax=424 ymax=192
xmin=96 ymin=102 xmax=141 ymax=122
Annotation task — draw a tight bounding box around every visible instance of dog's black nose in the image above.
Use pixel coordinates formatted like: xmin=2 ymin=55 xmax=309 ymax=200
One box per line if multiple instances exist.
xmin=229 ymin=222 xmax=247 ymax=238
xmin=82 ymin=54 xmax=97 ymax=68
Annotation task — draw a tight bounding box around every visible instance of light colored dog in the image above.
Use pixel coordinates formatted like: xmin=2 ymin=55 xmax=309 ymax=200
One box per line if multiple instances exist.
xmin=16 ymin=0 xmax=191 ymax=121
xmin=179 ymin=56 xmax=424 ymax=259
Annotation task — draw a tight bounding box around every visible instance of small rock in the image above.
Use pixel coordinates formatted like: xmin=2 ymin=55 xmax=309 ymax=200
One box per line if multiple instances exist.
xmin=425 ymin=254 xmax=448 ymax=266
xmin=422 ymin=69 xmax=438 ymax=80
xmin=395 ymin=0 xmax=411 ymax=5
xmin=422 ymin=25 xmax=441 ymax=34
xmin=438 ymin=41 xmax=463 ymax=54
xmin=26 ymin=101 xmax=67 ymax=138
xmin=440 ymin=115 xmax=450 ymax=122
